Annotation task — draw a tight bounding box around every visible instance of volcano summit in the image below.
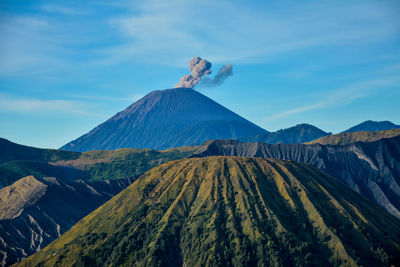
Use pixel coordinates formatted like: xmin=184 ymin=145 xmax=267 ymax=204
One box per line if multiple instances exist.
xmin=61 ymin=88 xmax=267 ymax=152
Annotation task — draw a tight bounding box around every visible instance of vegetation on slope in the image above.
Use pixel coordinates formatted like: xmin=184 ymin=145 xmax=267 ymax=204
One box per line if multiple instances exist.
xmin=0 ymin=138 xmax=79 ymax=164
xmin=18 ymin=157 xmax=400 ymax=267
xmin=342 ymin=120 xmax=400 ymax=133
xmin=306 ymin=128 xmax=400 ymax=145
xmin=193 ymin=137 xmax=400 ymax=218
xmin=53 ymin=146 xmax=197 ymax=181
xmin=0 ymin=138 xmax=197 ymax=186
xmin=239 ymin=123 xmax=330 ymax=144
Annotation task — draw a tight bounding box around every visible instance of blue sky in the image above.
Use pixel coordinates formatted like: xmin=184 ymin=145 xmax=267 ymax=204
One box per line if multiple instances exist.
xmin=0 ymin=0 xmax=399 ymax=148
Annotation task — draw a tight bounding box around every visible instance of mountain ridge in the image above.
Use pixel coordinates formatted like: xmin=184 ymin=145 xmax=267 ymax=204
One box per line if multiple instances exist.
xmin=0 ymin=175 xmax=134 ymax=266
xmin=60 ymin=88 xmax=268 ymax=151
xmin=17 ymin=157 xmax=400 ymax=266
xmin=239 ymin=123 xmax=330 ymax=144
xmin=192 ymin=136 xmax=400 ymax=218
xmin=343 ymin=120 xmax=400 ymax=133
xmin=307 ymin=128 xmax=400 ymax=145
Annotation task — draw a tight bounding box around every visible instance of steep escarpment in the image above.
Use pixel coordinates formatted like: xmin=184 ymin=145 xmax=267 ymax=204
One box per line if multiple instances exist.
xmin=192 ymin=136 xmax=400 ymax=218
xmin=18 ymin=157 xmax=400 ymax=267
xmin=0 ymin=176 xmax=134 ymax=266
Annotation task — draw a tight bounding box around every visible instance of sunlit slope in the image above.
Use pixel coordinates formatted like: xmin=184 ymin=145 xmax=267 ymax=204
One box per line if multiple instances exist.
xmin=0 ymin=138 xmax=197 ymax=185
xmin=19 ymin=157 xmax=400 ymax=267
xmin=306 ymin=128 xmax=400 ymax=145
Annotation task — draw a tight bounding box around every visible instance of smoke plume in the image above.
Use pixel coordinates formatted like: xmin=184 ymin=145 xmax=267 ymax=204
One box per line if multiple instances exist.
xmin=199 ymin=63 xmax=233 ymax=88
xmin=175 ymin=56 xmax=233 ymax=88
xmin=175 ymin=56 xmax=212 ymax=88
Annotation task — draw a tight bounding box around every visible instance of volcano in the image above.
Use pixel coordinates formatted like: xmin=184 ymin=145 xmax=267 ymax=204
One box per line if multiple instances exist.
xmin=18 ymin=157 xmax=400 ymax=266
xmin=61 ymin=88 xmax=267 ymax=151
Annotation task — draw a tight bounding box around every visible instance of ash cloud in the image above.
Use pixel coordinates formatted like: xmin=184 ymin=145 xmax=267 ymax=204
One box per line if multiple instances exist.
xmin=199 ymin=63 xmax=233 ymax=88
xmin=175 ymin=56 xmax=233 ymax=88
xmin=175 ymin=56 xmax=211 ymax=88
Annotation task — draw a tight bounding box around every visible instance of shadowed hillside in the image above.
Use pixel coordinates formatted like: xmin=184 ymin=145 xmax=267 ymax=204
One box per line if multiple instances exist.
xmin=18 ymin=157 xmax=400 ymax=267
xmin=0 ymin=138 xmax=79 ymax=165
xmin=0 ymin=176 xmax=134 ymax=266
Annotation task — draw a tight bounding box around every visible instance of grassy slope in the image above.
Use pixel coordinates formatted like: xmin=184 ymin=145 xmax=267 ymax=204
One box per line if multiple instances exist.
xmin=18 ymin=157 xmax=400 ymax=267
xmin=0 ymin=137 xmax=197 ymax=186
xmin=239 ymin=123 xmax=330 ymax=144
xmin=0 ymin=138 xmax=80 ymax=164
xmin=52 ymin=146 xmax=198 ymax=180
xmin=306 ymin=129 xmax=400 ymax=145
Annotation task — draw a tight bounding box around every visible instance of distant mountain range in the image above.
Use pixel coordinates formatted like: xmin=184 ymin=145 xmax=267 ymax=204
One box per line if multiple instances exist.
xmin=342 ymin=120 xmax=400 ymax=133
xmin=0 ymin=137 xmax=196 ymax=187
xmin=17 ymin=157 xmax=400 ymax=267
xmin=307 ymin=128 xmax=400 ymax=145
xmin=0 ymin=175 xmax=133 ymax=266
xmin=192 ymin=136 xmax=400 ymax=218
xmin=59 ymin=87 xmax=399 ymax=151
xmin=61 ymin=88 xmax=268 ymax=151
xmin=239 ymin=123 xmax=331 ymax=143
xmin=2 ymin=115 xmax=400 ymax=266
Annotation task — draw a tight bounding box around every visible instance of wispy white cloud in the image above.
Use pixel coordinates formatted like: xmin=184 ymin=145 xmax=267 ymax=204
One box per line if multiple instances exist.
xmin=101 ymin=0 xmax=400 ymax=66
xmin=1 ymin=0 xmax=399 ymax=75
xmin=15 ymin=17 xmax=50 ymax=29
xmin=0 ymin=93 xmax=101 ymax=117
xmin=265 ymin=76 xmax=400 ymax=121
xmin=61 ymin=94 xmax=143 ymax=102
xmin=42 ymin=5 xmax=88 ymax=15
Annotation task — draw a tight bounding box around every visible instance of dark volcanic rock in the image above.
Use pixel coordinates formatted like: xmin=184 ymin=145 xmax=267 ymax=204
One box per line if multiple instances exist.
xmin=0 ymin=176 xmax=134 ymax=266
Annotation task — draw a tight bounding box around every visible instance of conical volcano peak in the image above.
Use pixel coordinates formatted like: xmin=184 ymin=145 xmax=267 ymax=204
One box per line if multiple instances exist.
xmin=61 ymin=87 xmax=267 ymax=151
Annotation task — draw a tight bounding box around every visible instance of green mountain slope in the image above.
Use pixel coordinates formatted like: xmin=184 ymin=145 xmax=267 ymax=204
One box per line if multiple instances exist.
xmin=54 ymin=146 xmax=198 ymax=181
xmin=239 ymin=123 xmax=330 ymax=144
xmin=18 ymin=157 xmax=400 ymax=267
xmin=0 ymin=138 xmax=79 ymax=164
xmin=0 ymin=138 xmax=196 ymax=186
xmin=343 ymin=120 xmax=400 ymax=133
xmin=306 ymin=128 xmax=400 ymax=145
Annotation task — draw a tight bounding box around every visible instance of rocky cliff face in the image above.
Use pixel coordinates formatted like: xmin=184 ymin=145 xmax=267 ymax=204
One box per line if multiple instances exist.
xmin=192 ymin=136 xmax=400 ymax=218
xmin=0 ymin=176 xmax=134 ymax=266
